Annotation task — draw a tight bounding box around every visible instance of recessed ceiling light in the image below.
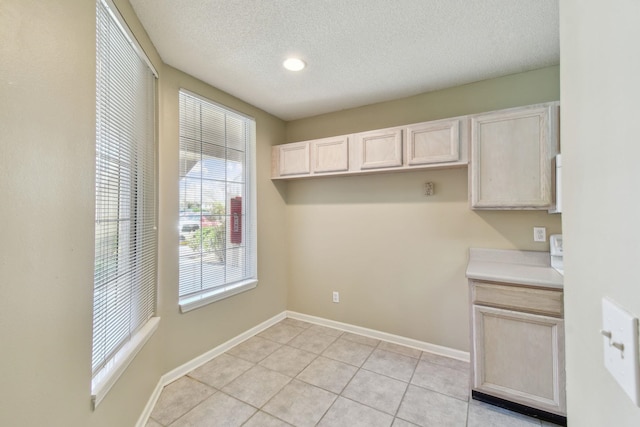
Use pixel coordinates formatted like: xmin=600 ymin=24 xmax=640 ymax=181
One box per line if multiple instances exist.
xmin=283 ymin=58 xmax=306 ymax=71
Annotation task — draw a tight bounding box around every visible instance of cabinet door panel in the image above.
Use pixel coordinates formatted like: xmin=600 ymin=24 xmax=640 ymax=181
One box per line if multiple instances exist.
xmin=470 ymin=103 xmax=558 ymax=209
xmin=278 ymin=142 xmax=310 ymax=176
xmin=312 ymin=136 xmax=349 ymax=173
xmin=472 ymin=305 xmax=566 ymax=415
xmin=357 ymin=128 xmax=402 ymax=169
xmin=406 ymin=119 xmax=459 ymax=165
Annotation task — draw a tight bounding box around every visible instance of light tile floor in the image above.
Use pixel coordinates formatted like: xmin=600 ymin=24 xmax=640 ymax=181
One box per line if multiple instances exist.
xmin=147 ymin=318 xmax=560 ymax=427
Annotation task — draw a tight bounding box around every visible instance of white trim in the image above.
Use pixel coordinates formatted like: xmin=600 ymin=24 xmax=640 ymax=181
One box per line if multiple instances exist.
xmin=179 ymin=279 xmax=258 ymax=313
xmin=286 ymin=311 xmax=470 ymax=362
xmin=134 ymin=312 xmax=285 ymax=427
xmin=92 ymin=317 xmax=160 ymax=409
xmin=136 ymin=311 xmax=469 ymax=425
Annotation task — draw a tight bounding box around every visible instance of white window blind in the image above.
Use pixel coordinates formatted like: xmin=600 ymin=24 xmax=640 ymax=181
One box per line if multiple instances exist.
xmin=178 ymin=90 xmax=257 ymax=310
xmin=93 ymin=0 xmax=157 ymax=384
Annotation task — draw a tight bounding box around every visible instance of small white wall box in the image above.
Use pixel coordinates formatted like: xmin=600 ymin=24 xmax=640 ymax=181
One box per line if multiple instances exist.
xmin=602 ymin=297 xmax=640 ymax=406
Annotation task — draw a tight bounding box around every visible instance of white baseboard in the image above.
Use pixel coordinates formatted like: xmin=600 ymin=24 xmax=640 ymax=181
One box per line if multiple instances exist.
xmin=286 ymin=311 xmax=470 ymax=362
xmin=135 ymin=311 xmax=286 ymax=427
xmin=137 ymin=310 xmax=469 ymax=426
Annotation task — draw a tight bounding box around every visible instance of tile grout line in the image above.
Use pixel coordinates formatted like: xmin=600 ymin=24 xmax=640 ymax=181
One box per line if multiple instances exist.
xmin=150 ymin=319 xmax=520 ymax=427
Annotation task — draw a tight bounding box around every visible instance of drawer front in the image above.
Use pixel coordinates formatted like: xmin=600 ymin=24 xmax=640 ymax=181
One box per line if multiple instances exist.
xmin=472 ymin=281 xmax=563 ymax=317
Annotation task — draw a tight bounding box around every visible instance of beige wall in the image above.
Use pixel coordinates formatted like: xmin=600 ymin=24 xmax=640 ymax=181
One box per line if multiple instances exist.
xmin=561 ymin=1 xmax=640 ymax=425
xmin=284 ymin=66 xmax=562 ymax=352
xmin=156 ymin=64 xmax=288 ymax=371
xmin=0 ymin=1 xmax=287 ymax=426
xmin=0 ymin=0 xmax=98 ymax=425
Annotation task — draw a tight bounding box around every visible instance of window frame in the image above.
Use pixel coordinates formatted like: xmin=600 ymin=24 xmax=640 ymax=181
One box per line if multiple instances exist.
xmin=178 ymin=89 xmax=258 ymax=313
xmin=92 ymin=0 xmax=159 ymax=408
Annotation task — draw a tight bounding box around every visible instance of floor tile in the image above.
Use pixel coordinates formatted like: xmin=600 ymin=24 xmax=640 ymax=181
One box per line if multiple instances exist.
xmin=169 ymin=392 xmax=256 ymax=427
xmin=362 ymin=348 xmax=418 ymax=382
xmin=279 ymin=318 xmax=312 ymax=329
xmin=396 ymin=385 xmax=468 ymax=427
xmin=288 ymin=328 xmax=339 ymax=354
xmin=341 ymin=331 xmax=381 ymax=347
xmin=259 ymin=345 xmax=317 ymax=377
xmin=150 ymin=377 xmax=215 ymax=426
xmin=297 ymin=356 xmax=358 ymax=393
xmin=226 ymin=336 xmax=281 ymax=363
xmin=149 ymin=321 xmax=547 ymax=427
xmin=222 ymin=365 xmax=290 ymax=408
xmin=378 ymin=341 xmax=422 ymax=359
xmin=307 ymin=324 xmax=344 ymax=337
xmin=410 ymin=359 xmax=469 ymax=401
xmin=263 ymin=379 xmax=338 ymax=427
xmin=243 ymin=410 xmax=293 ymax=427
xmin=322 ymin=337 xmax=375 ymax=367
xmin=420 ymin=351 xmax=470 ymax=372
xmin=342 ymin=369 xmax=408 ymax=415
xmin=467 ymin=400 xmax=542 ymax=426
xmin=318 ymin=396 xmax=394 ymax=427
xmin=188 ymin=353 xmax=254 ymax=389
xmin=391 ymin=418 xmax=420 ymax=427
xmin=258 ymin=322 xmax=306 ymax=344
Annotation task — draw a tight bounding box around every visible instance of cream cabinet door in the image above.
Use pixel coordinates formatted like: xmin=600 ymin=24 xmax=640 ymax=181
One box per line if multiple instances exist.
xmin=356 ymin=127 xmax=402 ymax=170
xmin=405 ymin=119 xmax=460 ymax=166
xmin=472 ymin=305 xmax=566 ymax=415
xmin=311 ymin=135 xmax=349 ymax=174
xmin=276 ymin=141 xmax=310 ymax=176
xmin=470 ymin=103 xmax=559 ymax=209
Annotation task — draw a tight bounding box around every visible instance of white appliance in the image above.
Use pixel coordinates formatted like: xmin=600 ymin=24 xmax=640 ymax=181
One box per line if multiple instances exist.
xmin=550 ymin=234 xmax=563 ymax=275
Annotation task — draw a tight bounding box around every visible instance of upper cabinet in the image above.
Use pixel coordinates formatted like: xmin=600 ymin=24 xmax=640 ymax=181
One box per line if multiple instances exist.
xmin=273 ymin=141 xmax=310 ymax=177
xmin=356 ymin=128 xmax=403 ymax=170
xmin=311 ymin=135 xmax=349 ymax=174
xmin=405 ymin=119 xmax=460 ymax=166
xmin=272 ymin=101 xmax=560 ymax=206
xmin=469 ymin=102 xmax=560 ymax=210
xmin=271 ymin=116 xmax=468 ymax=180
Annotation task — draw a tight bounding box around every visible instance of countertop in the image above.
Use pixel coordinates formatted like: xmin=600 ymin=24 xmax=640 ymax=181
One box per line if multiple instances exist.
xmin=466 ymin=248 xmax=564 ymax=289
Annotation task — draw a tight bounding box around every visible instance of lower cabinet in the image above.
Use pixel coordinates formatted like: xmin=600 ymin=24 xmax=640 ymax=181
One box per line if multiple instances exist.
xmin=470 ymin=281 xmax=566 ymax=418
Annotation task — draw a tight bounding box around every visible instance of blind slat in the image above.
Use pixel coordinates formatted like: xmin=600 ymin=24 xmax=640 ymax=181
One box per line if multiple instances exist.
xmin=92 ymin=0 xmax=157 ymax=376
xmin=178 ymin=91 xmax=256 ymax=300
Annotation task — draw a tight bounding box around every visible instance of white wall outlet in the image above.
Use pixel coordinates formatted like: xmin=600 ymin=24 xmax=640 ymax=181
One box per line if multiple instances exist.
xmin=533 ymin=227 xmax=546 ymax=242
xmin=332 ymin=291 xmax=339 ymax=303
xmin=424 ymin=182 xmax=435 ymax=196
xmin=602 ymin=297 xmax=640 ymax=406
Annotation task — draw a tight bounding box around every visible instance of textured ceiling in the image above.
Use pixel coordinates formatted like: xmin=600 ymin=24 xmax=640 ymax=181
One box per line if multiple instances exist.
xmin=129 ymin=0 xmax=559 ymax=121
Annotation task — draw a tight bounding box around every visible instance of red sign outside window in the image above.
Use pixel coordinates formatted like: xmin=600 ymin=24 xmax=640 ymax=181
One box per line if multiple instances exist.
xmin=230 ymin=196 xmax=242 ymax=244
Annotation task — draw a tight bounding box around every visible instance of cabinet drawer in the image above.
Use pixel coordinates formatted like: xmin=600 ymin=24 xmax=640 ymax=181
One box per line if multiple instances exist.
xmin=472 ymin=282 xmax=563 ymax=317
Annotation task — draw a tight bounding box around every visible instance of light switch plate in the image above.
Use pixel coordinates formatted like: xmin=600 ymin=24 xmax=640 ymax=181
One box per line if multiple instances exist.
xmin=602 ymin=297 xmax=640 ymax=406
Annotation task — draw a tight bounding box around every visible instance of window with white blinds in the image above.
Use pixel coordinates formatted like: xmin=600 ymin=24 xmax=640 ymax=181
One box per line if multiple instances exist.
xmin=178 ymin=90 xmax=257 ymax=312
xmin=92 ymin=0 xmax=157 ymax=405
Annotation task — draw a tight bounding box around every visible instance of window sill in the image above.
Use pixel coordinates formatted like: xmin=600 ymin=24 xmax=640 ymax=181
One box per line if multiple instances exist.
xmin=179 ymin=279 xmax=258 ymax=313
xmin=91 ymin=316 xmax=160 ymax=409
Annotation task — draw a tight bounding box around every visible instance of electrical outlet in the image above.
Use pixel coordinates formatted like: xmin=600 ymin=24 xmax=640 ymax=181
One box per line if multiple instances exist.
xmin=533 ymin=227 xmax=546 ymax=242
xmin=424 ymin=182 xmax=434 ymax=196
xmin=332 ymin=291 xmax=339 ymax=303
